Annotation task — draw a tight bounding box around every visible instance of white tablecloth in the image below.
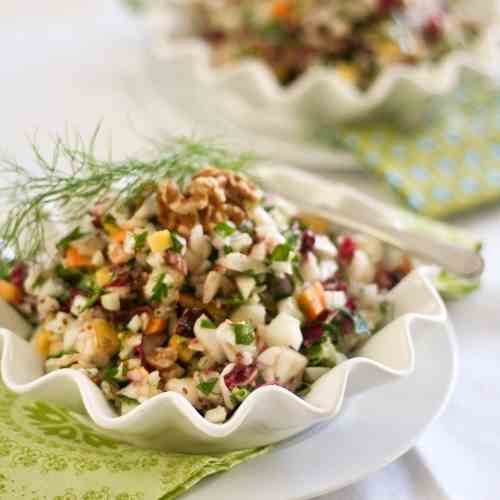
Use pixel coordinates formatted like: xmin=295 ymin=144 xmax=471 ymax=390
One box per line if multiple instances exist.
xmin=1 ymin=2 xmax=499 ymax=499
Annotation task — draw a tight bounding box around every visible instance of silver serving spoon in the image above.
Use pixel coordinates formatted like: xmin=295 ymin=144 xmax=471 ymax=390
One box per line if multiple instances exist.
xmin=254 ymin=166 xmax=484 ymax=280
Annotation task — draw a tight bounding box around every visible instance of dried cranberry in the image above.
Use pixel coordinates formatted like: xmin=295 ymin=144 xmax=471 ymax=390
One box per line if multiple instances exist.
xmin=322 ymin=279 xmax=337 ymax=291
xmin=322 ymin=278 xmax=348 ymax=292
xmin=134 ymin=342 xmax=145 ymax=362
xmin=173 ymin=308 xmax=203 ymax=338
xmin=204 ymin=30 xmax=226 ymax=44
xmin=300 ymin=230 xmax=316 ymax=254
xmin=108 ymin=274 xmax=130 ymax=288
xmin=224 ymin=365 xmax=257 ymax=391
xmin=341 ymin=316 xmax=354 ymax=336
xmin=10 ymin=263 xmax=26 ymax=289
xmin=422 ymin=13 xmax=444 ymax=42
xmin=378 ymin=0 xmax=403 ymax=14
xmin=302 ymin=322 xmax=325 ymax=347
xmin=91 ymin=213 xmax=102 ymax=229
xmin=338 ymin=236 xmax=356 ymax=261
xmin=345 ymin=297 xmax=356 ymax=311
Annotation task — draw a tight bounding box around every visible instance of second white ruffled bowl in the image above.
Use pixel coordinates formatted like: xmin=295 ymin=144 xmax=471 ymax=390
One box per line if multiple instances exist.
xmin=143 ymin=0 xmax=500 ymax=130
xmin=0 ymin=266 xmax=447 ymax=453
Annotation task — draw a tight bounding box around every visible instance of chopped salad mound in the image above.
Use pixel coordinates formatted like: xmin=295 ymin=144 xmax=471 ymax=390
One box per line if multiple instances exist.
xmin=191 ymin=0 xmax=482 ymax=89
xmin=1 ymin=167 xmax=413 ymax=423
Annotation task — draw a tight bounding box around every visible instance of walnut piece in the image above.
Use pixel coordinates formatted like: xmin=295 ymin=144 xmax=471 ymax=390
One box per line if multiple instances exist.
xmin=156 ymin=167 xmax=260 ymax=235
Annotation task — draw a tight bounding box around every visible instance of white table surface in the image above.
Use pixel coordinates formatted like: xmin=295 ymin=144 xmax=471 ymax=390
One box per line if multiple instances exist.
xmin=1 ymin=2 xmax=499 ymax=499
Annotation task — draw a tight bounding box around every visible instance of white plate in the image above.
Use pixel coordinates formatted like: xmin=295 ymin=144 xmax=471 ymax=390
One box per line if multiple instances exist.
xmin=182 ymin=318 xmax=458 ymax=499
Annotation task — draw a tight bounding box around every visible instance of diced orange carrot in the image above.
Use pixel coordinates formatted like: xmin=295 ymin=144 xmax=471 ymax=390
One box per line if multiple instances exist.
xmin=0 ymin=279 xmax=23 ymax=305
xmin=145 ymin=317 xmax=167 ymax=336
xmin=110 ymin=229 xmax=126 ymax=244
xmin=64 ymin=247 xmax=91 ymax=268
xmin=272 ymin=0 xmax=291 ymax=19
xmin=297 ymin=281 xmax=326 ymax=320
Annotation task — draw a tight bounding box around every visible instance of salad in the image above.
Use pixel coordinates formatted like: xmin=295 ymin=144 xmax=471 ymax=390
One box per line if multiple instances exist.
xmin=191 ymin=0 xmax=482 ymax=89
xmin=0 ymin=154 xmax=413 ymax=423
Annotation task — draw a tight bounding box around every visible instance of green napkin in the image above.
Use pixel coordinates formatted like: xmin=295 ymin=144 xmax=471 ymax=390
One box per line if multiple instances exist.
xmin=0 ymin=382 xmax=267 ymax=500
xmin=322 ymin=75 xmax=500 ymax=218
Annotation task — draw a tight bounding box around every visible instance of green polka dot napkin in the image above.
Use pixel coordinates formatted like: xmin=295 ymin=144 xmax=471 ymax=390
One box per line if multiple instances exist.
xmin=0 ymin=383 xmax=267 ymax=500
xmin=329 ymin=75 xmax=500 ymax=218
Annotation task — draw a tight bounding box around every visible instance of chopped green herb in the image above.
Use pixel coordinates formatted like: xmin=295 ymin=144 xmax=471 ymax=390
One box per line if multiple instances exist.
xmin=103 ymin=363 xmax=128 ymax=384
xmin=233 ymin=322 xmax=255 ymax=345
xmin=134 ymin=231 xmax=148 ymax=250
xmin=76 ymin=275 xmax=102 ymax=309
xmin=32 ymin=273 xmax=47 ymax=289
xmin=197 ymin=378 xmax=218 ymax=395
xmin=201 ymin=318 xmax=216 ymax=329
xmin=208 ymin=247 xmax=219 ymax=263
xmin=286 ymin=232 xmax=300 ymax=248
xmin=0 ymin=259 xmax=13 ymax=280
xmin=215 ymin=221 xmax=236 ymax=237
xmin=220 ymin=296 xmax=246 ymax=306
xmin=301 ymin=336 xmax=338 ymax=368
xmin=171 ymin=232 xmax=184 ymax=253
xmin=223 ymin=245 xmax=233 ymax=255
xmin=46 ymin=352 xmax=65 ymax=359
xmin=292 ymin=260 xmax=304 ymax=284
xmin=56 ymin=227 xmax=87 ymax=252
xmin=103 ymin=214 xmax=117 ymax=226
xmin=151 ymin=273 xmax=168 ymax=303
xmin=270 ymin=243 xmax=291 ymax=262
xmin=55 ymin=264 xmax=83 ymax=285
xmin=296 ymin=383 xmax=311 ymax=398
xmin=230 ymin=387 xmax=251 ymax=404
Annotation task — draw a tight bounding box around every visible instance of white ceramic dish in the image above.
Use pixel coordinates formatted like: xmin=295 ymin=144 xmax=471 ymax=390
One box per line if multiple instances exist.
xmin=183 ymin=317 xmax=458 ymax=499
xmin=0 ymin=266 xmax=447 ymax=453
xmin=144 ymin=0 xmax=500 ymax=128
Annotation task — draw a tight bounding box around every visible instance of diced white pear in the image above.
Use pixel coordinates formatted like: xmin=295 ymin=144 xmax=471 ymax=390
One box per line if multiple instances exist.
xmin=301 ymin=252 xmax=321 ymax=283
xmin=319 ymin=259 xmax=338 ymax=281
xmin=348 ymin=250 xmax=376 ymax=283
xmin=205 ymin=406 xmax=227 ymax=423
xmin=314 ymin=235 xmax=338 ymax=258
xmin=324 ymin=290 xmax=347 ymax=309
xmin=203 ymin=270 xmax=222 ymax=304
xmin=277 ymin=297 xmax=304 ymax=322
xmin=218 ymin=253 xmax=266 ymax=274
xmin=231 ymin=304 xmax=266 ymax=326
xmin=257 ymin=346 xmax=307 ymax=385
xmin=235 ymin=275 xmax=256 ymax=300
xmin=261 ymin=312 xmax=303 ymax=351
xmin=194 ymin=315 xmax=226 ymax=364
xmin=101 ymin=292 xmax=121 ymax=312
xmin=304 ymin=366 xmax=330 ymax=383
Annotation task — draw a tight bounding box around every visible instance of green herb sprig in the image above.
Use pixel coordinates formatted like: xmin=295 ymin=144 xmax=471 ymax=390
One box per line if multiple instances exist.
xmin=0 ymin=129 xmax=255 ymax=261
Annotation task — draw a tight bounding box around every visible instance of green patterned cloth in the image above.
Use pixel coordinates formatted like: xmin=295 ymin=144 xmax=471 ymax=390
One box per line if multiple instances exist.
xmin=333 ymin=76 xmax=500 ymax=218
xmin=0 ymin=383 xmax=267 ymax=500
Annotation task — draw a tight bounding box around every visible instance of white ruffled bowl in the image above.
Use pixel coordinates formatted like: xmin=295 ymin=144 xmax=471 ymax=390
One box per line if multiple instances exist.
xmin=143 ymin=0 xmax=500 ymax=129
xmin=0 ymin=266 xmax=447 ymax=453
